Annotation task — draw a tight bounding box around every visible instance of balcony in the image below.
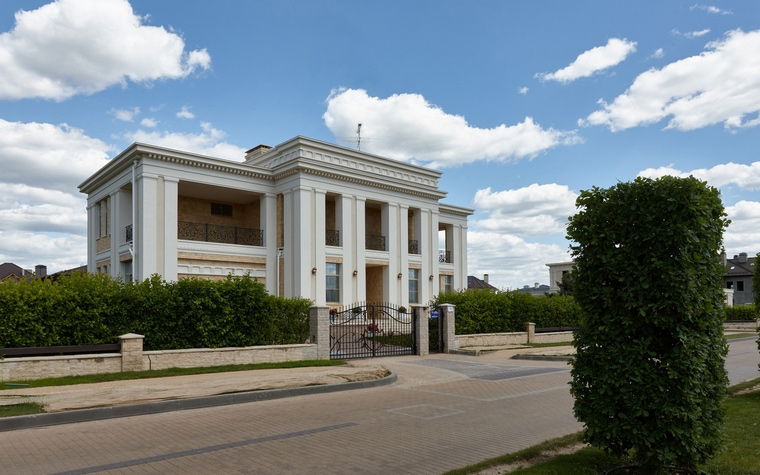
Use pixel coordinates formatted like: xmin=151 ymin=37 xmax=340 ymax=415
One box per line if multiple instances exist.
xmin=439 ymin=250 xmax=452 ymax=264
xmin=408 ymin=240 xmax=419 ymax=254
xmin=178 ymin=221 xmax=264 ymax=246
xmin=366 ymin=234 xmax=387 ymax=251
xmin=326 ymin=229 xmax=340 ymax=247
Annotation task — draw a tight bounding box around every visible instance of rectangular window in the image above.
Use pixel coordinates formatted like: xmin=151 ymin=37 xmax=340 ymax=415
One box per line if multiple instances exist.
xmin=326 ymin=263 xmax=340 ymax=303
xmin=737 ymin=281 xmax=744 ymax=292
xmin=443 ymin=275 xmax=452 ymax=293
xmin=727 ymin=281 xmax=734 ymax=289
xmin=409 ymin=268 xmax=420 ymax=303
xmin=211 ymin=203 xmax=233 ymax=217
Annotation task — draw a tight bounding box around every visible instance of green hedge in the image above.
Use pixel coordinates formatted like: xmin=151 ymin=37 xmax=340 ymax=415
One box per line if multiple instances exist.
xmin=0 ymin=273 xmax=311 ymax=351
xmin=724 ymin=304 xmax=757 ymax=321
xmin=431 ymin=289 xmax=582 ymax=334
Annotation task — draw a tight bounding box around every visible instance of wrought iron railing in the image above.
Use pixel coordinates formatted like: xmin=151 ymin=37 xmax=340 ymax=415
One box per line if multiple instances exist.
xmin=329 ymin=302 xmax=415 ymax=359
xmin=125 ymin=224 xmax=133 ymax=243
xmin=326 ymin=229 xmax=340 ymax=247
xmin=408 ymin=240 xmax=419 ymax=254
xmin=439 ymin=250 xmax=452 ymax=263
xmin=366 ymin=234 xmax=387 ymax=251
xmin=178 ymin=221 xmax=264 ymax=246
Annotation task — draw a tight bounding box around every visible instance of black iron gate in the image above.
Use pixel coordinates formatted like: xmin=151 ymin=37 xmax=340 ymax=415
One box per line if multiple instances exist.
xmin=330 ymin=303 xmax=415 ymax=359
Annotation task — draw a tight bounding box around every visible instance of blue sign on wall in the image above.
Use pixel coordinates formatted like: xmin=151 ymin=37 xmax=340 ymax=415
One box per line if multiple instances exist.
xmin=431 ymin=309 xmax=439 ymax=318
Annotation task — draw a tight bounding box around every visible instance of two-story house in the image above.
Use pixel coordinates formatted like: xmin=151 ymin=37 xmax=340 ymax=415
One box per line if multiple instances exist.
xmin=79 ymin=137 xmax=472 ymax=308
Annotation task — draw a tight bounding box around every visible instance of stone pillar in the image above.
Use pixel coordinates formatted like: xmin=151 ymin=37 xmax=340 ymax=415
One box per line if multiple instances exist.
xmin=310 ymin=306 xmax=331 ymax=360
xmin=119 ymin=333 xmax=144 ymax=372
xmin=439 ymin=304 xmax=457 ymax=353
xmin=414 ymin=305 xmax=429 ymax=356
xmin=526 ymin=322 xmax=535 ymax=344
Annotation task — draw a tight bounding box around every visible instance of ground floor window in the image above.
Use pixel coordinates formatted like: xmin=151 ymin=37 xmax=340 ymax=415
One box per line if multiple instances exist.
xmin=409 ymin=268 xmax=420 ymax=303
xmin=443 ymin=274 xmax=452 ymax=293
xmin=326 ymin=263 xmax=340 ymax=303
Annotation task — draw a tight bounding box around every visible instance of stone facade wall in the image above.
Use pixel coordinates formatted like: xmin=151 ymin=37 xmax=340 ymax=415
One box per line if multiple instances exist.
xmin=178 ymin=196 xmax=260 ymax=229
xmin=143 ymin=344 xmax=317 ymax=371
xmin=0 ymin=354 xmax=122 ymax=381
xmin=456 ymin=332 xmax=528 ymax=347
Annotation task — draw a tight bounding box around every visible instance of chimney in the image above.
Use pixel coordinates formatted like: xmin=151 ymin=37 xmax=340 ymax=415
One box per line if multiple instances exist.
xmin=534 ymin=282 xmax=540 ymax=289
xmin=245 ymin=144 xmax=272 ymax=161
xmin=739 ymin=252 xmax=748 ymax=263
xmin=35 ymin=265 xmax=47 ymax=278
xmin=483 ymin=274 xmax=489 ymax=284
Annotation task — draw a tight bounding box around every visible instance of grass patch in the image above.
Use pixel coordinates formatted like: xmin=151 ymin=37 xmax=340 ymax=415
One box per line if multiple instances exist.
xmin=0 ymin=402 xmax=45 ymax=418
xmin=525 ymin=341 xmax=574 ymax=348
xmin=446 ymin=377 xmax=760 ymax=474
xmin=0 ymin=360 xmax=346 ymax=390
xmin=725 ymin=333 xmax=758 ymax=340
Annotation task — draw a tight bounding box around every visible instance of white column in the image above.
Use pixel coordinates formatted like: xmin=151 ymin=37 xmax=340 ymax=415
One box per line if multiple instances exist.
xmin=137 ymin=174 xmax=158 ymax=280
xmin=262 ymin=193 xmax=278 ymax=294
xmin=291 ymin=187 xmax=313 ymax=300
xmin=427 ymin=210 xmax=440 ymax=304
xmin=109 ymin=191 xmax=120 ymax=277
xmin=162 ymin=177 xmax=179 ymax=281
xmin=384 ymin=203 xmax=398 ymax=303
xmin=314 ymin=189 xmax=326 ymax=306
xmin=355 ymin=197 xmax=366 ymax=302
xmin=338 ymin=195 xmax=354 ymax=305
xmin=282 ymin=190 xmax=294 ymax=297
xmin=86 ymin=202 xmax=97 ymax=273
xmin=456 ymin=223 xmax=468 ymax=290
xmin=399 ymin=205 xmax=409 ymax=305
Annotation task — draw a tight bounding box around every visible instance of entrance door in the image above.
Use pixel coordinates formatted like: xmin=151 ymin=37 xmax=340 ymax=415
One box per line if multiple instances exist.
xmin=329 ymin=302 xmax=415 ymax=359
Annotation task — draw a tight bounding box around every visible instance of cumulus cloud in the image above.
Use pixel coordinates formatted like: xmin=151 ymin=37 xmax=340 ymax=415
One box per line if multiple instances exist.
xmin=467 ymin=231 xmax=571 ymax=289
xmin=177 ymin=106 xmax=195 ymax=119
xmin=581 ymin=30 xmax=760 ymax=131
xmin=471 ymin=184 xmax=578 ymax=236
xmin=638 ymin=162 xmax=760 ymax=190
xmin=723 ymin=200 xmax=760 ymax=255
xmin=518 ymin=87 xmax=529 ymax=95
xmin=124 ymin=122 xmax=247 ymax=161
xmin=323 ymin=88 xmax=580 ymax=168
xmin=651 ymin=48 xmax=665 ymax=59
xmin=140 ymin=118 xmax=158 ymax=128
xmin=0 ymin=0 xmax=211 ymax=100
xmin=536 ymin=38 xmax=637 ymax=83
xmin=690 ymin=4 xmax=733 ymax=15
xmin=0 ymin=230 xmax=88 ymax=271
xmin=111 ymin=107 xmax=140 ymax=122
xmin=672 ymin=28 xmax=711 ymax=39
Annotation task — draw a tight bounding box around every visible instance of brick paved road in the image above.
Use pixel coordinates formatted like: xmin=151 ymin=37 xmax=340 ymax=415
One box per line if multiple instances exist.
xmin=1 ymin=339 xmax=757 ymax=475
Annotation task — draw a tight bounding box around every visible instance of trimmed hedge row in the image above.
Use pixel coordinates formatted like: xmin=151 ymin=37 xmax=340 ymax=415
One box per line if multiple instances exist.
xmin=0 ymin=273 xmax=311 ymax=351
xmin=431 ymin=289 xmax=583 ymax=335
xmin=724 ymin=304 xmax=757 ymax=321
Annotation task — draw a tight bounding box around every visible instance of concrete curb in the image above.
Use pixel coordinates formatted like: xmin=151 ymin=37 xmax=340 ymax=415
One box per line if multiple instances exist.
xmin=0 ymin=372 xmax=397 ymax=433
xmin=511 ymin=354 xmax=574 ymax=362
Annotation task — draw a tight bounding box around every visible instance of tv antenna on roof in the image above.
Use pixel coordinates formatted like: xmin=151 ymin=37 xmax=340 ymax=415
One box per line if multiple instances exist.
xmin=356 ymin=123 xmax=362 ymax=151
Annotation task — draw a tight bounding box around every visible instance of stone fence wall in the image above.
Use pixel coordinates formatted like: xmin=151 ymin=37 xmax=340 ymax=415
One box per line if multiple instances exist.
xmin=455 ymin=323 xmax=574 ymax=348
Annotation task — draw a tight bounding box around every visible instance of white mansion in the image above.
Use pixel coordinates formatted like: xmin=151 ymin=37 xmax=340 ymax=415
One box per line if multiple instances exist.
xmin=79 ymin=137 xmax=472 ymax=308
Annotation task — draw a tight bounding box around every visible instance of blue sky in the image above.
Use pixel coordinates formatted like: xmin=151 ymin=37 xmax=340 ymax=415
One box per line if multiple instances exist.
xmin=1 ymin=0 xmax=759 ymax=289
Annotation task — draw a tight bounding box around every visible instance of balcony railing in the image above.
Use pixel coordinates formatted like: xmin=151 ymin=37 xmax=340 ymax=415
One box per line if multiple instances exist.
xmin=178 ymin=221 xmax=264 ymax=246
xmin=408 ymin=240 xmax=419 ymax=254
xmin=439 ymin=250 xmax=452 ymax=263
xmin=326 ymin=229 xmax=340 ymax=247
xmin=125 ymin=224 xmax=133 ymax=243
xmin=366 ymin=234 xmax=387 ymax=251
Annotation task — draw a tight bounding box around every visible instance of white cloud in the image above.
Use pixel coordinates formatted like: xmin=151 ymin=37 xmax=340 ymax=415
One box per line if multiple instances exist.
xmin=638 ymin=162 xmax=760 ymax=190
xmin=124 ymin=123 xmax=246 ymax=161
xmin=111 ymin=107 xmax=140 ymax=122
xmin=177 ymin=106 xmax=195 ymax=119
xmin=323 ymin=88 xmax=580 ymax=168
xmin=140 ymin=118 xmax=158 ymax=128
xmin=536 ymin=38 xmax=637 ymax=83
xmin=582 ymin=29 xmax=760 ymax=131
xmin=518 ymin=87 xmax=529 ymax=95
xmin=651 ymin=48 xmax=664 ymax=59
xmin=0 ymin=119 xmax=111 ymax=192
xmin=471 ymin=184 xmax=578 ymax=236
xmin=673 ymin=28 xmax=711 ymax=39
xmin=723 ymin=201 xmax=760 ymax=255
xmin=0 ymin=0 xmax=211 ymax=100
xmin=0 ymin=230 xmax=88 ymax=272
xmin=690 ymin=4 xmax=733 ymax=15
xmin=467 ymin=231 xmax=570 ymax=289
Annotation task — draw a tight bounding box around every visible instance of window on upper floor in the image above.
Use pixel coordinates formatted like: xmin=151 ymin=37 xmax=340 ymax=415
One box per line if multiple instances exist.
xmin=211 ymin=203 xmax=233 ymax=217
xmin=726 ymin=281 xmax=734 ymax=289
xmin=737 ymin=281 xmax=744 ymax=292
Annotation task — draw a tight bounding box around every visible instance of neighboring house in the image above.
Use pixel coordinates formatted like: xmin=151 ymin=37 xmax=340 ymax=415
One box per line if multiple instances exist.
xmin=723 ymin=252 xmax=755 ymax=306
xmin=79 ymin=137 xmax=473 ymax=308
xmin=546 ymin=261 xmax=574 ymax=294
xmin=517 ymin=283 xmax=550 ymax=296
xmin=467 ymin=274 xmax=498 ymax=291
xmin=0 ymin=263 xmax=46 ymax=283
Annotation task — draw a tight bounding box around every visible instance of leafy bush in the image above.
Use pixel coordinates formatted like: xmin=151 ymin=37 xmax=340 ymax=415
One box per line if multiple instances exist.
xmin=567 ymin=176 xmax=729 ymax=472
xmin=724 ymin=304 xmax=757 ymax=321
xmin=0 ymin=273 xmax=311 ymax=351
xmin=431 ymin=289 xmax=582 ymax=334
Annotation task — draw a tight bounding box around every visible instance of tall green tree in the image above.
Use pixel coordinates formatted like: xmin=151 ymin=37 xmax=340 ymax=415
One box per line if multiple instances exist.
xmin=567 ymin=176 xmax=729 ymax=473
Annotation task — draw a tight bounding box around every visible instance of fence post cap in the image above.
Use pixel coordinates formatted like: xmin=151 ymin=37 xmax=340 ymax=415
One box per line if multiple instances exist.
xmin=119 ymin=333 xmax=145 ymax=340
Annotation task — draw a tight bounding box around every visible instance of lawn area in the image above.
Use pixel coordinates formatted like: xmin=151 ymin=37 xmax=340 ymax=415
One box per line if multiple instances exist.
xmin=725 ymin=332 xmax=758 ymax=340
xmin=446 ymin=377 xmax=760 ymax=475
xmin=0 ymin=402 xmax=45 ymax=418
xmin=0 ymin=359 xmax=346 ymax=390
